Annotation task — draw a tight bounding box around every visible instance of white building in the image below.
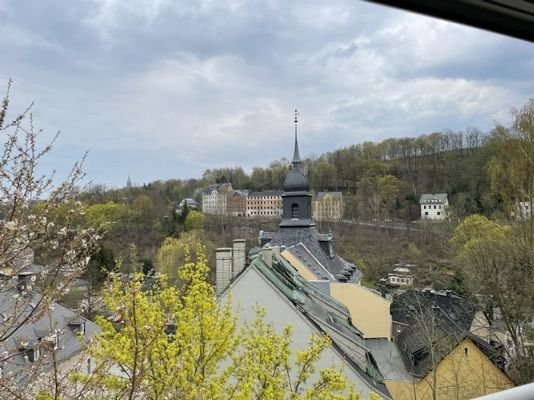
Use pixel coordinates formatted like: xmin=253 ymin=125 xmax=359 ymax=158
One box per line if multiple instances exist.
xmin=380 ymin=266 xmax=414 ymax=287
xmin=201 ymin=183 xmax=232 ymax=215
xmin=420 ymin=193 xmax=448 ymax=220
xmin=216 ymin=246 xmax=392 ymax=399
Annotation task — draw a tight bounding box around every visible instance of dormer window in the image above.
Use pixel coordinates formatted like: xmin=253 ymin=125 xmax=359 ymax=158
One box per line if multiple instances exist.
xmin=69 ymin=321 xmax=86 ymax=336
xmin=24 ymin=347 xmax=39 ymax=362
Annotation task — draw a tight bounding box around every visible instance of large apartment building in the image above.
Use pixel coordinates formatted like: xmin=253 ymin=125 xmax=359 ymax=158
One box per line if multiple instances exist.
xmin=201 ymin=183 xmax=233 ymax=215
xmin=245 ymin=191 xmax=283 ymax=218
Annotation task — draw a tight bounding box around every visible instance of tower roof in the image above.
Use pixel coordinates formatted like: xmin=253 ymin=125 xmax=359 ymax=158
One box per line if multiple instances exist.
xmin=283 ymin=109 xmax=309 ymax=192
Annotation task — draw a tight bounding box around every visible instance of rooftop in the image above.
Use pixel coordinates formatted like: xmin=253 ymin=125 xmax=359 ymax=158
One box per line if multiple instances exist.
xmin=250 ymin=250 xmax=391 ymax=398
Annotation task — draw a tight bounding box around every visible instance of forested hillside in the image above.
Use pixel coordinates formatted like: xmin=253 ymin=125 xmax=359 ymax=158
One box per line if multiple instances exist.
xmin=70 ymin=125 xmax=504 ymax=273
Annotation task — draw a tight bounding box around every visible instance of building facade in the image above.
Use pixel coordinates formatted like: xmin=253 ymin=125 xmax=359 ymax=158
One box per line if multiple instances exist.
xmin=201 ymin=183 xmax=232 ymax=215
xmin=313 ymin=191 xmax=343 ymax=221
xmin=226 ymin=190 xmax=248 ymax=216
xmin=420 ymin=193 xmax=448 ymax=220
xmin=245 ymin=191 xmax=283 ymax=218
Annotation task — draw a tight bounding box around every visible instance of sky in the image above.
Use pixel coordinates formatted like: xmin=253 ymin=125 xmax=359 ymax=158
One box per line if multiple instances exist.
xmin=1 ymin=0 xmax=533 ymax=188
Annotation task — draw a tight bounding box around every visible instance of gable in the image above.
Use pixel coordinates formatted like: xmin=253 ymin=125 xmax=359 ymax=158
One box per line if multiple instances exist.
xmin=416 ymin=338 xmax=513 ymax=399
xmin=220 ymin=264 xmax=391 ymax=399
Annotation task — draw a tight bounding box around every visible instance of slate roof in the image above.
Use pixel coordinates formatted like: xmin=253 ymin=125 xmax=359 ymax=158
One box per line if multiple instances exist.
xmin=419 ymin=193 xmax=448 ymax=204
xmin=202 ymin=183 xmax=233 ymax=195
xmin=0 ymin=288 xmax=100 ymax=385
xmin=247 ymin=191 xmax=283 ymax=197
xmin=283 ymin=243 xmax=335 ymax=281
xmin=250 ymin=251 xmax=391 ymax=399
xmin=365 ymin=339 xmax=414 ymax=382
xmin=391 ymin=290 xmax=483 ymax=377
xmin=284 ymin=168 xmax=309 ymax=192
xmin=262 ymin=226 xmax=362 ymax=283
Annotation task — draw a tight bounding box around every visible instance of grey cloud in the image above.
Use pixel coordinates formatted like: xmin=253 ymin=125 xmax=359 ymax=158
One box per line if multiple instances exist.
xmin=0 ymin=0 xmax=531 ymax=186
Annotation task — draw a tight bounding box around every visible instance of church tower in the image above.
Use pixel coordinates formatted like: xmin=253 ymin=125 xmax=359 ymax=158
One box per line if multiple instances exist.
xmin=280 ymin=110 xmax=314 ymax=227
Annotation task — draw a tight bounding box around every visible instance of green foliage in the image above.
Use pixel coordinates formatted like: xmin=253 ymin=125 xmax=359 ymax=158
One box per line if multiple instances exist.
xmin=452 ymin=215 xmax=534 ymax=383
xmin=155 ymin=232 xmax=206 ymax=285
xmin=85 ymin=201 xmax=129 ymax=228
xmin=184 ymin=210 xmax=204 ymax=231
xmin=84 ymin=239 xmax=364 ymax=400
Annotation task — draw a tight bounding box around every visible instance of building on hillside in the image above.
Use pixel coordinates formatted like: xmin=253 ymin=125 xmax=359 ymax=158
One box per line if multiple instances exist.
xmin=313 ymin=191 xmax=344 ymax=221
xmin=216 ymin=246 xmax=392 ymax=399
xmin=368 ymin=335 xmax=514 ymax=400
xmin=177 ymin=198 xmax=200 ymax=212
xmin=0 ymin=262 xmax=99 ymax=388
xmin=201 ymin=183 xmax=232 ymax=215
xmin=259 ymin=111 xmax=361 ymax=285
xmin=419 ymin=193 xmax=448 ymax=220
xmin=245 ymin=191 xmax=283 ymax=218
xmin=380 ymin=265 xmax=415 ymax=288
xmin=379 ymin=289 xmax=514 ymax=399
xmin=227 ymin=190 xmax=248 ymax=217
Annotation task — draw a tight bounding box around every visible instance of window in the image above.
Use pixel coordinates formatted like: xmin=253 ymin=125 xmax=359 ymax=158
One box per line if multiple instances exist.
xmin=437 ymin=212 xmax=441 ymax=216
xmin=425 ymin=212 xmax=428 ymax=216
xmin=291 ymin=203 xmax=299 ymax=218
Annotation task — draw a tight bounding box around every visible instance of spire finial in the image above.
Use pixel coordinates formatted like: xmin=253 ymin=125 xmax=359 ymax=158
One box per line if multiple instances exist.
xmin=292 ymin=109 xmax=301 ymax=165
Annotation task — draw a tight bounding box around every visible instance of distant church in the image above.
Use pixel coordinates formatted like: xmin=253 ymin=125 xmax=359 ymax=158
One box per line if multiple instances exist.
xmin=259 ymin=111 xmax=361 ymax=284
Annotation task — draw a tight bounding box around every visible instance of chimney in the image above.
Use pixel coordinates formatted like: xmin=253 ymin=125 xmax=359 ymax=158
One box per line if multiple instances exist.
xmin=215 ymin=248 xmax=233 ymax=296
xmin=261 ymin=247 xmax=273 ymax=268
xmin=232 ymin=239 xmax=246 ymax=279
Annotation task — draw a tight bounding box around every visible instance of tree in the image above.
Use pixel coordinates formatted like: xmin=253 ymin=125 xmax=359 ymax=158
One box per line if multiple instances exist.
xmin=83 ymin=239 xmax=365 ymax=400
xmin=0 ymin=81 xmax=99 ymax=396
xmin=155 ymin=231 xmax=207 ymax=286
xmin=452 ymin=215 xmax=534 ymax=383
xmin=489 ymin=99 xmax=534 ymax=247
xmin=85 ymin=201 xmax=129 ymax=228
xmin=184 ymin=210 xmax=204 ymax=231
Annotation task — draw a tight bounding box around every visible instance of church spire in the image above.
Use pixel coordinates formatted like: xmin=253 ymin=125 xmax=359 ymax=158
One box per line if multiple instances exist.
xmin=292 ymin=109 xmax=301 ymax=165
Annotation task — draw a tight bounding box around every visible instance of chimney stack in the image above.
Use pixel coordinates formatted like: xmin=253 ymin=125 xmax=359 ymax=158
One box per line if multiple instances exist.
xmin=232 ymin=239 xmax=246 ymax=279
xmin=215 ymin=248 xmax=232 ymax=296
xmin=261 ymin=247 xmax=273 ymax=267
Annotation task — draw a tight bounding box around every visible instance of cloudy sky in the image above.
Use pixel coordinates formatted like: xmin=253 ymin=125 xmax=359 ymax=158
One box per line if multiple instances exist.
xmin=1 ymin=0 xmax=533 ymax=187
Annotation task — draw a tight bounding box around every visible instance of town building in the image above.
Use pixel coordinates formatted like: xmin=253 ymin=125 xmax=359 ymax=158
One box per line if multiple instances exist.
xmin=201 ymin=183 xmax=232 ymax=215
xmin=376 ymin=289 xmax=514 ymax=399
xmin=419 ymin=193 xmax=448 ymax=220
xmin=259 ymin=111 xmax=360 ymax=285
xmin=245 ymin=191 xmax=283 ymax=218
xmin=0 ymin=261 xmax=99 ymax=389
xmin=380 ymin=264 xmax=415 ymax=288
xmin=280 ymin=244 xmax=391 ymax=340
xmin=177 ymin=197 xmax=200 ymax=211
xmin=313 ymin=191 xmax=344 ymax=221
xmin=216 ymin=246 xmax=392 ymax=399
xmin=226 ymin=190 xmax=248 ymax=217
